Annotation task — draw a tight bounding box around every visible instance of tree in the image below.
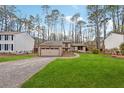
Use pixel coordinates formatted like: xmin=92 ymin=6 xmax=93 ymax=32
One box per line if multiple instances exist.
xmin=41 ymin=26 xmax=46 ymax=42
xmin=71 ymin=13 xmax=80 ymax=43
xmin=60 ymin=14 xmax=66 ymax=41
xmin=106 ymin=5 xmax=117 ymax=32
xmin=34 ymin=14 xmax=43 ymax=47
xmin=27 ymin=15 xmax=35 ymax=35
xmin=51 ymin=9 xmax=60 ymax=41
xmin=121 ymin=6 xmax=124 ymax=33
xmin=45 ymin=14 xmax=52 ymax=40
xmin=77 ymin=20 xmax=86 ymax=43
xmin=70 ymin=17 xmax=75 ymax=42
xmin=87 ymin=5 xmax=103 ymax=49
xmin=41 ymin=5 xmax=50 ymax=16
xmin=0 ymin=6 xmax=17 ymax=32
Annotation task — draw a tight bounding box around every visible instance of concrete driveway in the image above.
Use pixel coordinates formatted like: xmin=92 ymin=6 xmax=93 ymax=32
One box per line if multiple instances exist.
xmin=0 ymin=57 xmax=56 ymax=88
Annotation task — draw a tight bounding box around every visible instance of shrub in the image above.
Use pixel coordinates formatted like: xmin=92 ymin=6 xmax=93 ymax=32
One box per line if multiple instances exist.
xmin=120 ymin=43 xmax=124 ymax=50
xmin=92 ymin=49 xmax=100 ymax=54
xmin=121 ymin=50 xmax=124 ymax=55
xmin=111 ymin=48 xmax=119 ymax=54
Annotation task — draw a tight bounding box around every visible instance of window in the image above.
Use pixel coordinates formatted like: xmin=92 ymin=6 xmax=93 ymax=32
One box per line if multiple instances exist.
xmin=5 ymin=44 xmax=8 ymax=51
xmin=8 ymin=35 xmax=11 ymax=40
xmin=0 ymin=35 xmax=4 ymax=40
xmin=0 ymin=44 xmax=1 ymax=51
xmin=5 ymin=35 xmax=6 ymax=40
xmin=78 ymin=46 xmax=83 ymax=50
xmin=11 ymin=44 xmax=13 ymax=51
xmin=8 ymin=44 xmax=13 ymax=51
xmin=5 ymin=35 xmax=8 ymax=40
xmin=4 ymin=44 xmax=6 ymax=50
xmin=1 ymin=44 xmax=4 ymax=50
xmin=6 ymin=44 xmax=8 ymax=50
xmin=11 ymin=35 xmax=13 ymax=40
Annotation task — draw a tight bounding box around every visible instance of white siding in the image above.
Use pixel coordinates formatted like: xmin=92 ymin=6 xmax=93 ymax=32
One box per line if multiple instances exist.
xmin=14 ymin=33 xmax=34 ymax=53
xmin=104 ymin=33 xmax=124 ymax=49
xmin=0 ymin=33 xmax=34 ymax=53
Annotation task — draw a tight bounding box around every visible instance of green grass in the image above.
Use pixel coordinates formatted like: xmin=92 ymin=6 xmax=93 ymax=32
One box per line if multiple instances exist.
xmin=22 ymin=54 xmax=124 ymax=88
xmin=0 ymin=54 xmax=34 ymax=62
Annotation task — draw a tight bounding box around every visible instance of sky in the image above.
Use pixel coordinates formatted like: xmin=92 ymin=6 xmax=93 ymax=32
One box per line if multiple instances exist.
xmin=16 ymin=5 xmax=88 ymax=21
xmin=15 ymin=5 xmax=88 ymax=34
xmin=15 ymin=5 xmax=112 ymax=34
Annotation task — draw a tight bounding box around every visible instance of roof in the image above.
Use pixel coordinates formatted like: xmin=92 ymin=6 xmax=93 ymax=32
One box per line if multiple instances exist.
xmin=106 ymin=32 xmax=124 ymax=39
xmin=0 ymin=32 xmax=23 ymax=35
xmin=40 ymin=41 xmax=63 ymax=47
xmin=111 ymin=32 xmax=124 ymax=36
xmin=63 ymin=41 xmax=71 ymax=43
xmin=72 ymin=43 xmax=86 ymax=47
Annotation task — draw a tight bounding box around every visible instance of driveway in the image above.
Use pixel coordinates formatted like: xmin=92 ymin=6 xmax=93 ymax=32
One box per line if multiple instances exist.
xmin=0 ymin=57 xmax=56 ymax=88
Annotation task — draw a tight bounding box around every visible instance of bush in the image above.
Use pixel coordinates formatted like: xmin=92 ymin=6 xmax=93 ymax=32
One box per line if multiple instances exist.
xmin=121 ymin=50 xmax=124 ymax=55
xmin=92 ymin=49 xmax=100 ymax=54
xmin=120 ymin=43 xmax=124 ymax=50
xmin=111 ymin=48 xmax=119 ymax=54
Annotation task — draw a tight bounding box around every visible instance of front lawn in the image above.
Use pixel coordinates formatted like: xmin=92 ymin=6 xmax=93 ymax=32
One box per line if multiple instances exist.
xmin=0 ymin=54 xmax=34 ymax=62
xmin=22 ymin=54 xmax=124 ymax=88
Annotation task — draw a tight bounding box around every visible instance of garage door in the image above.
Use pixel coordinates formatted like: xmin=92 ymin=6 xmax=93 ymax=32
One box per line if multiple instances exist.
xmin=41 ymin=48 xmax=60 ymax=56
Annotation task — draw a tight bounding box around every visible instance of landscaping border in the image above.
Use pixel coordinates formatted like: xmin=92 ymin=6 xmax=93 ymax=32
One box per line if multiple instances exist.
xmin=59 ymin=53 xmax=80 ymax=59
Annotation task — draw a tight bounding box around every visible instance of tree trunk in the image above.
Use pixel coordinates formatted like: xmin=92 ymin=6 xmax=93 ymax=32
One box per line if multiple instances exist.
xmin=112 ymin=12 xmax=117 ymax=32
xmin=117 ymin=6 xmax=120 ymax=32
xmin=96 ymin=23 xmax=100 ymax=49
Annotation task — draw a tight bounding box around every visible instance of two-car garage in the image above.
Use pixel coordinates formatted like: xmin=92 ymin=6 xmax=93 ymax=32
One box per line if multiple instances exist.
xmin=38 ymin=41 xmax=63 ymax=57
xmin=39 ymin=48 xmax=62 ymax=56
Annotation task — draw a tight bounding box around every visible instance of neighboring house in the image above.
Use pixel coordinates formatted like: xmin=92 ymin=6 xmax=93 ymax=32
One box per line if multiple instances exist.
xmin=0 ymin=32 xmax=34 ymax=54
xmin=39 ymin=41 xmax=87 ymax=56
xmin=104 ymin=33 xmax=124 ymax=49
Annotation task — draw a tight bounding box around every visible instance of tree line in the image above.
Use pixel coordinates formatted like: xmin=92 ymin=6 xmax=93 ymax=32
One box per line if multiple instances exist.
xmin=0 ymin=5 xmax=88 ymax=46
xmin=1 ymin=5 xmax=124 ymax=49
xmin=87 ymin=5 xmax=124 ymax=50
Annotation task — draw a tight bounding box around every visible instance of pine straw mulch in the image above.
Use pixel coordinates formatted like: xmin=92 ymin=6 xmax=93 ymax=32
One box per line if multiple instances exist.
xmin=112 ymin=55 xmax=124 ymax=59
xmin=62 ymin=52 xmax=75 ymax=57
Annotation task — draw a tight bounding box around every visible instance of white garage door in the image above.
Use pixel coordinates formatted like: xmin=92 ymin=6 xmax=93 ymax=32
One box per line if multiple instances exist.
xmin=41 ymin=48 xmax=60 ymax=56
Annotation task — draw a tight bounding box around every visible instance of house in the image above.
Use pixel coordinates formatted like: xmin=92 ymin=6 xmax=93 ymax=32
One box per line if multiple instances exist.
xmin=104 ymin=33 xmax=124 ymax=49
xmin=39 ymin=41 xmax=87 ymax=56
xmin=62 ymin=41 xmax=71 ymax=52
xmin=85 ymin=41 xmax=96 ymax=50
xmin=0 ymin=32 xmax=34 ymax=54
xmin=71 ymin=43 xmax=87 ymax=52
xmin=38 ymin=41 xmax=63 ymax=56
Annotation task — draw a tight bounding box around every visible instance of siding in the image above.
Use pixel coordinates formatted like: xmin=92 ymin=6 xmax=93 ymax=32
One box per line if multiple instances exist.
xmin=105 ymin=33 xmax=124 ymax=49
xmin=14 ymin=33 xmax=34 ymax=53
xmin=0 ymin=33 xmax=34 ymax=53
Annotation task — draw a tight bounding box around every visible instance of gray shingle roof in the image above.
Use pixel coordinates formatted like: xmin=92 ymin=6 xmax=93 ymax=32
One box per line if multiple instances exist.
xmin=72 ymin=43 xmax=86 ymax=47
xmin=0 ymin=32 xmax=23 ymax=35
xmin=40 ymin=41 xmax=63 ymax=47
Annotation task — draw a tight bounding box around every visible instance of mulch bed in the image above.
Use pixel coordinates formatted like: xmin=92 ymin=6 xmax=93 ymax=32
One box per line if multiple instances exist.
xmin=0 ymin=53 xmax=35 ymax=58
xmin=112 ymin=55 xmax=124 ymax=59
xmin=62 ymin=52 xmax=75 ymax=57
xmin=0 ymin=54 xmax=16 ymax=58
